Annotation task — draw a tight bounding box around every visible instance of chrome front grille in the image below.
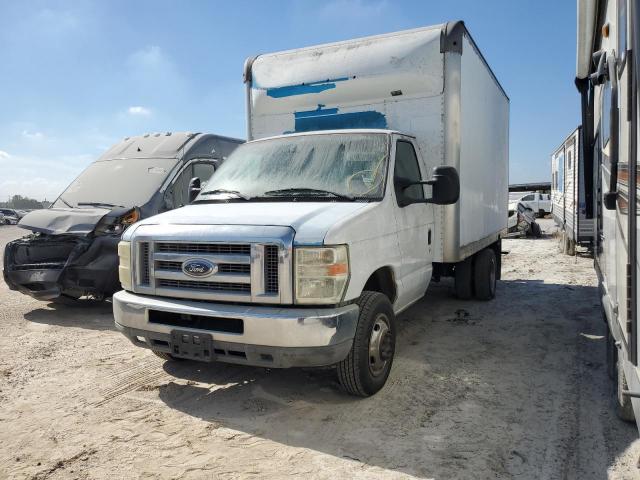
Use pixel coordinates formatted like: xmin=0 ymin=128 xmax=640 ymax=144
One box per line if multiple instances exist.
xmin=264 ymin=245 xmax=279 ymax=294
xmin=156 ymin=242 xmax=250 ymax=255
xmin=132 ymin=234 xmax=290 ymax=304
xmin=157 ymin=279 xmax=251 ymax=293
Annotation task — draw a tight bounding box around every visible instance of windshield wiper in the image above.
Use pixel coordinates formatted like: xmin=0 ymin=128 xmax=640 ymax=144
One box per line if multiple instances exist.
xmin=262 ymin=188 xmax=355 ymax=201
xmin=77 ymin=202 xmax=124 ymax=208
xmin=198 ymin=189 xmax=252 ymax=200
xmin=57 ymin=196 xmax=74 ymax=208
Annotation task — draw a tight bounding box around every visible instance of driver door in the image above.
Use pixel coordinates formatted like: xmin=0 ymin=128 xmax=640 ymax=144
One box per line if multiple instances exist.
xmin=392 ymin=138 xmax=434 ymax=309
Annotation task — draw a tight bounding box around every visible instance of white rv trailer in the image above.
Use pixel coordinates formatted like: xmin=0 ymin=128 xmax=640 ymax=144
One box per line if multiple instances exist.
xmin=551 ymin=126 xmax=594 ymax=254
xmin=576 ymin=0 xmax=640 ymax=424
xmin=114 ymin=22 xmax=509 ymax=396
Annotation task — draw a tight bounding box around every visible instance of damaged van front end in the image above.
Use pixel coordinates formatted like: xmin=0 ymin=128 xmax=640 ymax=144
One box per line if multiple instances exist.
xmin=3 ymin=207 xmax=138 ymax=301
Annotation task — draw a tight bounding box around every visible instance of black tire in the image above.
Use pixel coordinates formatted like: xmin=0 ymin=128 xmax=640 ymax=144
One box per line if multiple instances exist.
xmin=152 ymin=350 xmax=182 ymax=362
xmin=606 ymin=327 xmax=616 ymax=381
xmin=337 ymin=291 xmax=395 ymax=397
xmin=454 ymin=257 xmax=473 ymax=300
xmin=473 ymin=249 xmax=497 ymax=301
xmin=531 ymin=222 xmax=542 ymax=238
xmin=615 ymin=351 xmax=635 ymax=422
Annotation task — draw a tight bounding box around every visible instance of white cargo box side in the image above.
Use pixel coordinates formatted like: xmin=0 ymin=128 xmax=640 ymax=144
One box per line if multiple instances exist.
xmin=443 ymin=29 xmax=509 ymax=261
xmin=244 ymin=21 xmax=509 ymax=263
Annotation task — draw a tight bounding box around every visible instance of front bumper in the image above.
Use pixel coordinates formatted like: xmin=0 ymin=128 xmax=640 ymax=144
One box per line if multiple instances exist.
xmin=113 ymin=290 xmax=359 ymax=368
xmin=3 ymin=234 xmax=120 ymax=300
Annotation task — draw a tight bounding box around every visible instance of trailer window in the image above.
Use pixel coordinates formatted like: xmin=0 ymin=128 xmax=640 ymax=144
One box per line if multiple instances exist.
xmin=568 ymin=151 xmax=572 ymax=170
xmin=394 ymin=141 xmax=424 ymax=202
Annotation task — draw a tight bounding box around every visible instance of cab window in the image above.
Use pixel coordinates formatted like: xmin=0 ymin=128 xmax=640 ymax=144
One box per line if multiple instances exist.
xmin=522 ymin=194 xmax=535 ymax=201
xmin=394 ymin=141 xmax=424 ymax=203
xmin=166 ymin=161 xmax=216 ymax=209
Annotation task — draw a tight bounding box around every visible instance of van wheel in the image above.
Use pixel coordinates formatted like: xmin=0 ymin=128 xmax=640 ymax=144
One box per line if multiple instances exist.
xmin=152 ymin=351 xmax=182 ymax=361
xmin=454 ymin=257 xmax=473 ymax=300
xmin=614 ymin=350 xmax=636 ymax=422
xmin=473 ymin=249 xmax=497 ymax=300
xmin=337 ymin=291 xmax=395 ymax=397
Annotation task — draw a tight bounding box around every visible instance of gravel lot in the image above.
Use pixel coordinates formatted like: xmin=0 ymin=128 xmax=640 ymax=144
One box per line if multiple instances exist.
xmin=1 ymin=220 xmax=640 ymax=479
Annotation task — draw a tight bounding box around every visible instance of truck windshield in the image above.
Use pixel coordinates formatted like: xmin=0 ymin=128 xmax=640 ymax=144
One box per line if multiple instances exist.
xmin=199 ymin=133 xmax=389 ymax=201
xmin=51 ymin=157 xmax=178 ymax=209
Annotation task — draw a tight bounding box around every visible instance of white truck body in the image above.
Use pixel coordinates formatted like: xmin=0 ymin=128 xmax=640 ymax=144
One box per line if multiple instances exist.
xmin=113 ymin=22 xmax=509 ymax=395
xmin=551 ymin=126 xmax=594 ymax=249
xmin=508 ymin=192 xmax=551 ymax=216
xmin=246 ymin=23 xmax=509 ymax=263
xmin=576 ymin=0 xmax=640 ymax=424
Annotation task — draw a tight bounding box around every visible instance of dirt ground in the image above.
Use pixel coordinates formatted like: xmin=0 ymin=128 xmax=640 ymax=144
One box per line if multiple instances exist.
xmin=1 ymin=220 xmax=640 ymax=479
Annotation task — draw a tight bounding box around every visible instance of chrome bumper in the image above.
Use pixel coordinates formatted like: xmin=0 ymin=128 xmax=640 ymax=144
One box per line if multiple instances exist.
xmin=113 ymin=290 xmax=359 ymax=368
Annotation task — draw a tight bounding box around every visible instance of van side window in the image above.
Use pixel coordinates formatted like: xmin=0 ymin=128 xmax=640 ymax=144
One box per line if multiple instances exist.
xmin=522 ymin=194 xmax=535 ymax=201
xmin=166 ymin=161 xmax=216 ymax=209
xmin=394 ymin=141 xmax=424 ymax=203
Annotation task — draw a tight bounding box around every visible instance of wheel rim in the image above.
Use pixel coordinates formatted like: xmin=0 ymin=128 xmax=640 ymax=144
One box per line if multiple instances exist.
xmin=368 ymin=313 xmax=392 ymax=377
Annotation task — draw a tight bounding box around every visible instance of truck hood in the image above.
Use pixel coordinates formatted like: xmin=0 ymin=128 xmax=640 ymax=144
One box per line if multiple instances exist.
xmin=18 ymin=207 xmax=111 ymax=235
xmin=131 ymin=202 xmax=373 ymax=244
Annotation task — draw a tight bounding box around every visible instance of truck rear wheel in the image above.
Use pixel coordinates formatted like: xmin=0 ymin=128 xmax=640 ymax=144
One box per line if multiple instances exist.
xmin=337 ymin=291 xmax=395 ymax=397
xmin=454 ymin=257 xmax=473 ymax=300
xmin=473 ymin=249 xmax=497 ymax=300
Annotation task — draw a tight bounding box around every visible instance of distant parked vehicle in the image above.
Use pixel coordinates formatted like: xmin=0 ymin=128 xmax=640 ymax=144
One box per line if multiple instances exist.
xmin=3 ymin=132 xmax=243 ymax=302
xmin=0 ymin=209 xmax=20 ymax=225
xmin=509 ymin=192 xmax=551 ymax=217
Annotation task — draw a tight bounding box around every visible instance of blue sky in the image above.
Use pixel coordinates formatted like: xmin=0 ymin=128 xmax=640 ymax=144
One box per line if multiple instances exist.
xmin=0 ymin=0 xmax=578 ymax=201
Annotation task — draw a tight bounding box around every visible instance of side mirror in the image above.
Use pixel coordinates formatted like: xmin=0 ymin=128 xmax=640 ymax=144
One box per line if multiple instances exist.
xmin=394 ymin=166 xmax=460 ymax=207
xmin=188 ymin=177 xmax=201 ymax=203
xmin=604 ymin=191 xmax=617 ymax=210
xmin=429 ymin=166 xmax=460 ymax=205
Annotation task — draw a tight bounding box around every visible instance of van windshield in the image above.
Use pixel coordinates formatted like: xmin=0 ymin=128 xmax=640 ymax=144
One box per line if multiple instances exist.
xmin=52 ymin=157 xmax=178 ymax=209
xmin=199 ymin=133 xmax=389 ymax=201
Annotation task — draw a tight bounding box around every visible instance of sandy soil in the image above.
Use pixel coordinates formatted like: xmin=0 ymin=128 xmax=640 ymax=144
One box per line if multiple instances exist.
xmin=1 ymin=220 xmax=640 ymax=479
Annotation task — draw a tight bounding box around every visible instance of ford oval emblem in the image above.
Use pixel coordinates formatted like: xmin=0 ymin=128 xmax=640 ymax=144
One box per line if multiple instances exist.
xmin=182 ymin=259 xmax=217 ymax=278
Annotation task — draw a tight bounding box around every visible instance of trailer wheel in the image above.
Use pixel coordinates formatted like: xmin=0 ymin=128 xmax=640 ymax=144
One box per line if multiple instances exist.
xmin=531 ymin=222 xmax=542 ymax=238
xmin=337 ymin=291 xmax=395 ymax=397
xmin=615 ymin=352 xmax=635 ymax=422
xmin=454 ymin=257 xmax=473 ymax=300
xmin=152 ymin=350 xmax=182 ymax=362
xmin=473 ymin=249 xmax=497 ymax=301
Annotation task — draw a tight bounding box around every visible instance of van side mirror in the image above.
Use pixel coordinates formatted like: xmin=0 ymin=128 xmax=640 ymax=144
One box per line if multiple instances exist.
xmin=395 ymin=166 xmax=460 ymax=207
xmin=188 ymin=177 xmax=201 ymax=203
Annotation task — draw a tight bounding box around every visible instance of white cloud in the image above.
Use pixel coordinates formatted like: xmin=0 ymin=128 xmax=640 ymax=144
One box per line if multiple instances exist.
xmin=128 ymin=106 xmax=151 ymax=116
xmin=0 ymin=150 xmax=10 ymax=159
xmin=22 ymin=130 xmax=44 ymax=140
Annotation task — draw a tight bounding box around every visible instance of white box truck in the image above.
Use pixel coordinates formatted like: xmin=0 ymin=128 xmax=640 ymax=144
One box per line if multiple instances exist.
xmin=113 ymin=22 xmax=509 ymax=396
xmin=551 ymin=126 xmax=594 ymax=254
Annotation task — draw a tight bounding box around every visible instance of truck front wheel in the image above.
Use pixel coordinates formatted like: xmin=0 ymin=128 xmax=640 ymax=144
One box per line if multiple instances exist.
xmin=473 ymin=248 xmax=497 ymax=300
xmin=337 ymin=291 xmax=396 ymax=397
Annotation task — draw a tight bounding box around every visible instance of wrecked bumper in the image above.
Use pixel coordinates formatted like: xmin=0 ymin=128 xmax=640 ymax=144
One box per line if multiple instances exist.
xmin=3 ymin=234 xmax=121 ymax=300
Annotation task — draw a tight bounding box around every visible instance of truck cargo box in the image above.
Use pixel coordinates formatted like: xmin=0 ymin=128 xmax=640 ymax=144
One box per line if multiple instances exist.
xmin=244 ymin=22 xmax=509 ymax=262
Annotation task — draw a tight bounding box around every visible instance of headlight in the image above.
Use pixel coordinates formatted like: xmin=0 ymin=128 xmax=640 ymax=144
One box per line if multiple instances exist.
xmin=118 ymin=241 xmax=132 ymax=290
xmin=95 ymin=208 xmax=140 ymax=236
xmin=295 ymin=246 xmax=349 ymax=304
